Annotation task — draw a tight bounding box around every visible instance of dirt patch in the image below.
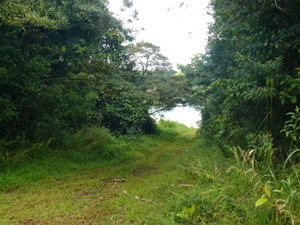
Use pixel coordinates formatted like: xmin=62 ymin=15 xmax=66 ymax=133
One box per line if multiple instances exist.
xmin=173 ymin=150 xmax=185 ymax=154
xmin=19 ymin=218 xmax=50 ymax=225
xmin=132 ymin=164 xmax=159 ymax=176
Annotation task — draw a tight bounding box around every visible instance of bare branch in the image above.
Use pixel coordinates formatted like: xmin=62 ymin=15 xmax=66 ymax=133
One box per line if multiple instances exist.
xmin=274 ymin=0 xmax=284 ymax=10
xmin=123 ymin=190 xmax=156 ymax=204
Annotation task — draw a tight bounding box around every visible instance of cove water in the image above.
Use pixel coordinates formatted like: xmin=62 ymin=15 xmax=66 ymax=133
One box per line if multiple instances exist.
xmin=151 ymin=105 xmax=201 ymax=128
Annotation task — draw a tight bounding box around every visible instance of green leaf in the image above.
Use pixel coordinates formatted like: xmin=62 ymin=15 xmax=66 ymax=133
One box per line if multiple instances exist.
xmin=264 ymin=184 xmax=271 ymax=199
xmin=255 ymin=198 xmax=268 ymax=207
xmin=291 ymin=96 xmax=297 ymax=104
xmin=176 ymin=213 xmax=185 ymax=219
xmin=292 ymin=136 xmax=297 ymax=141
xmin=190 ymin=204 xmax=195 ymax=216
xmin=267 ymin=202 xmax=276 ymax=207
xmin=270 ymin=77 xmax=274 ymax=88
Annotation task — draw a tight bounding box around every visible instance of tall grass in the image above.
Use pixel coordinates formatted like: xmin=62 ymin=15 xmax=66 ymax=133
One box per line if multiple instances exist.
xmin=0 ymin=121 xmax=192 ymax=192
xmin=168 ymin=137 xmax=300 ymax=224
xmin=0 ymin=126 xmax=159 ymax=192
xmin=2 ymin=119 xmax=298 ymax=223
xmin=157 ymin=119 xmax=193 ymax=141
xmin=166 ymin=107 xmax=300 ymax=224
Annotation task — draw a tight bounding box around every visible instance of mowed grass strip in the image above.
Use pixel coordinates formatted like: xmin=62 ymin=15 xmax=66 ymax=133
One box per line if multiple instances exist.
xmin=0 ymin=122 xmax=200 ymax=224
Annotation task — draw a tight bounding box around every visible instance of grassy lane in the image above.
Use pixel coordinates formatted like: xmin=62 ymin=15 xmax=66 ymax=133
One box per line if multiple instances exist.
xmin=0 ymin=123 xmax=205 ymax=224
xmin=1 ymin=122 xmax=290 ymax=224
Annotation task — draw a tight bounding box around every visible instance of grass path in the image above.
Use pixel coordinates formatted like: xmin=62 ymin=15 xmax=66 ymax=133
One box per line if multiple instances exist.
xmin=0 ymin=126 xmax=202 ymax=224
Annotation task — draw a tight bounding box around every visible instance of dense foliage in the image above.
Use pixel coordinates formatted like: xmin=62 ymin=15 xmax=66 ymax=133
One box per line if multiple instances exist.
xmin=0 ymin=0 xmax=165 ymax=170
xmin=179 ymin=0 xmax=300 ymax=223
xmin=1 ymin=0 xmax=300 ymax=223
xmin=181 ymin=0 xmax=300 ymax=150
xmin=129 ymin=41 xmax=190 ymax=111
xmin=0 ymin=0 xmax=193 ymax=173
xmin=0 ymin=0 xmax=156 ymax=142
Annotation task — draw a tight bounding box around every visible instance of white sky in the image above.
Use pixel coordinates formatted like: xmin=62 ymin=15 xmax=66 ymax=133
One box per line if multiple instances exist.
xmin=108 ymin=0 xmax=212 ymax=69
xmin=153 ymin=106 xmax=201 ymax=128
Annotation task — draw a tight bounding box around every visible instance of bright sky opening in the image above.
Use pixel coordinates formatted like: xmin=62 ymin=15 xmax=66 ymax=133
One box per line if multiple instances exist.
xmin=108 ymin=0 xmax=212 ymax=69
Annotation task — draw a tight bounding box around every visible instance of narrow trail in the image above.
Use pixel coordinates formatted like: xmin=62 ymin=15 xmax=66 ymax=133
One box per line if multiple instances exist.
xmin=0 ymin=128 xmax=199 ymax=224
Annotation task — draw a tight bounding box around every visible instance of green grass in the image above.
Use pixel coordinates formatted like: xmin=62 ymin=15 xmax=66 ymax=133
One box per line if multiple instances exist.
xmin=1 ymin=121 xmax=299 ymax=224
xmin=0 ymin=121 xmax=198 ymax=224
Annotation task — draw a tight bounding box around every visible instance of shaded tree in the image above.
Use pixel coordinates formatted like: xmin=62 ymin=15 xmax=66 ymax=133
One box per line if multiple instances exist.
xmin=129 ymin=41 xmax=173 ymax=75
xmin=0 ymin=0 xmax=155 ymax=145
xmin=182 ymin=0 xmax=300 ymax=148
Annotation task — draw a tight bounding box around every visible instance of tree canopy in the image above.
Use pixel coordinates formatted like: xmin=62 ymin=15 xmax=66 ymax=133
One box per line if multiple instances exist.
xmin=0 ymin=0 xmax=157 ymax=146
xmin=129 ymin=41 xmax=173 ymax=76
xmin=181 ymin=0 xmax=300 ymax=149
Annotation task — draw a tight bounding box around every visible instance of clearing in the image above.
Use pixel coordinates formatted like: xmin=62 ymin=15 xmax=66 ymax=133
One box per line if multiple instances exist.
xmin=0 ymin=124 xmax=212 ymax=224
xmin=1 ymin=122 xmax=265 ymax=224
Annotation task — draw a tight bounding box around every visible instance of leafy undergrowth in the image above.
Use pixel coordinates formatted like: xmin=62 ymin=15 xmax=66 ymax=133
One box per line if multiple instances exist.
xmin=1 ymin=121 xmax=299 ymax=224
